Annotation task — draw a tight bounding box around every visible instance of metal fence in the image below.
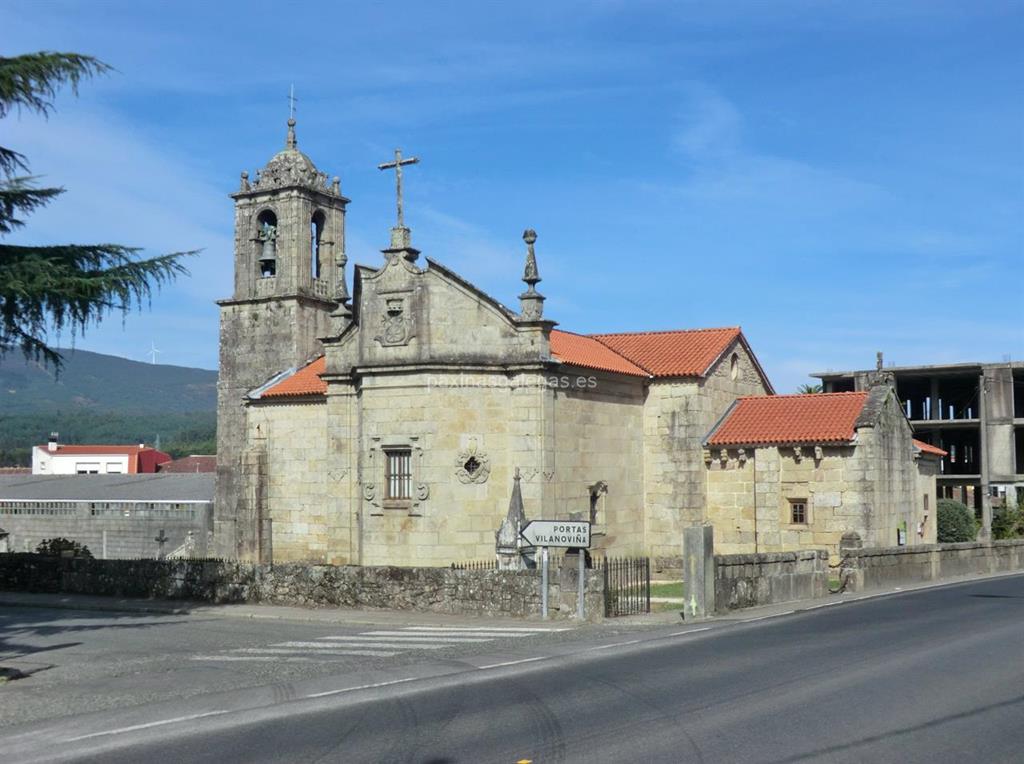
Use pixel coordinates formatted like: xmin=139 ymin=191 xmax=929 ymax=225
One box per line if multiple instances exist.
xmin=450 ymin=559 xmax=498 ymax=571
xmin=602 ymin=556 xmax=651 ymax=617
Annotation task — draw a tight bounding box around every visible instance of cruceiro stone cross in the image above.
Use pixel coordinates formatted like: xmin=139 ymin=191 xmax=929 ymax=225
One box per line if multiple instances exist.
xmin=378 ymin=149 xmax=419 ymax=229
xmin=154 ymin=529 xmax=169 ymax=560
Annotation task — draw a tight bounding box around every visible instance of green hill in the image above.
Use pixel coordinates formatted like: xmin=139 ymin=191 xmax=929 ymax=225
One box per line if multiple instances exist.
xmin=0 ymin=349 xmax=217 ymax=466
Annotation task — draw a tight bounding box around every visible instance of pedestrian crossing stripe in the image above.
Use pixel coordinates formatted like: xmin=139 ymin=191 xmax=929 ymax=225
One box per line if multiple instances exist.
xmin=192 ymin=624 xmax=567 ymax=662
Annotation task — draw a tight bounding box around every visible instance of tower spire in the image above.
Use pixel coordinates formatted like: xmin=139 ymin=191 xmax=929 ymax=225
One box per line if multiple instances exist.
xmin=285 ymin=85 xmax=298 ymax=149
xmin=518 ymin=229 xmax=545 ymax=320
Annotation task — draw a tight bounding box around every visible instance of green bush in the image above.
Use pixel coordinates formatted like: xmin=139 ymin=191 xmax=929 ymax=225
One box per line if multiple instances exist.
xmin=936 ymin=499 xmax=977 ymax=543
xmin=35 ymin=537 xmax=93 ymax=559
xmin=993 ymin=502 xmax=1024 ymax=540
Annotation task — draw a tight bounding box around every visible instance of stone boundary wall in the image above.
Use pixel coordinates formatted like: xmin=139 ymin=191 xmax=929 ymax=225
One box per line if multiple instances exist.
xmin=0 ymin=554 xmax=604 ymax=621
xmin=840 ymin=540 xmax=1024 ymax=592
xmin=714 ymin=550 xmax=828 ymax=612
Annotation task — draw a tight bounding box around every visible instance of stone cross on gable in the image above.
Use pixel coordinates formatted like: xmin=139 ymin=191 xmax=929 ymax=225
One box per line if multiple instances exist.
xmin=378 ymin=148 xmax=419 ymax=229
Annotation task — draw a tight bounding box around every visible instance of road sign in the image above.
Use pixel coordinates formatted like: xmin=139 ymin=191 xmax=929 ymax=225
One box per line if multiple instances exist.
xmin=520 ymin=520 xmax=591 ymax=549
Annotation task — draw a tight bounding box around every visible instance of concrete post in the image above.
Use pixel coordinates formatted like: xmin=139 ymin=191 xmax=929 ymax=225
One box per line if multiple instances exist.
xmin=683 ymin=524 xmax=715 ymax=618
xmin=979 ymin=373 xmax=992 ymax=541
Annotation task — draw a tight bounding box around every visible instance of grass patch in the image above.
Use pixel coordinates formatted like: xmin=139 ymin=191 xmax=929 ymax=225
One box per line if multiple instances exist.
xmin=650 ymin=581 xmax=684 ymax=598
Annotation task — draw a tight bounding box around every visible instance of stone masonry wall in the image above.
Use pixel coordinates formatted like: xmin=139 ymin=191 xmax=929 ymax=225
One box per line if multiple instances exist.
xmin=355 ymin=370 xmax=546 ymax=568
xmin=246 ymin=400 xmax=340 ymax=564
xmin=860 ymin=392 xmax=919 ymax=548
xmin=551 ymin=372 xmax=646 ymax=556
xmin=706 ymin=445 xmax=867 ymax=559
xmin=714 ymin=549 xmax=828 ymax=611
xmin=0 ymin=554 xmax=604 ymax=621
xmin=643 ymin=339 xmax=769 ymax=561
xmin=840 ymin=539 xmax=1024 ymax=592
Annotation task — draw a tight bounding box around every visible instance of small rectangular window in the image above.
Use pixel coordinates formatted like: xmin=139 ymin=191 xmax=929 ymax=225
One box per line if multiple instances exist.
xmin=790 ymin=499 xmax=808 ymax=525
xmin=385 ymin=448 xmax=412 ymax=501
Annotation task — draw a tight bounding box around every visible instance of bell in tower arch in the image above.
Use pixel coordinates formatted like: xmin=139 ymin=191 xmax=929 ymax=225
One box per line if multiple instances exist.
xmin=257 ymin=213 xmax=278 ymax=278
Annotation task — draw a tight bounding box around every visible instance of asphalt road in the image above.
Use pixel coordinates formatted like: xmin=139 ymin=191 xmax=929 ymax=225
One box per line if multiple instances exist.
xmin=3 ymin=574 xmax=1022 ymax=763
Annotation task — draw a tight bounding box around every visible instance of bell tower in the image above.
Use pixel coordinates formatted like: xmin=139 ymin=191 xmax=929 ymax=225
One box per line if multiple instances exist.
xmin=215 ymin=115 xmax=350 ymax=560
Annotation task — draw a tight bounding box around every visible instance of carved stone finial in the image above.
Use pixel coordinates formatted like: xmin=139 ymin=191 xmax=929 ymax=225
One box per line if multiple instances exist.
xmin=876 ymin=351 xmax=884 ymax=371
xmin=518 ymin=229 xmax=545 ymax=321
xmin=522 ymin=229 xmax=540 ymax=289
xmin=335 ymin=250 xmax=349 ymax=301
xmin=332 ymin=176 xmax=341 ymax=195
xmin=286 ymin=117 xmax=297 ymax=150
xmin=240 ymin=170 xmax=250 ymax=192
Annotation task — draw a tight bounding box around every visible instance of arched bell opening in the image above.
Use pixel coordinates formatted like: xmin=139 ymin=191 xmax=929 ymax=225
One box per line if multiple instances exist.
xmin=311 ymin=210 xmax=325 ymax=281
xmin=257 ymin=209 xmax=278 ymax=278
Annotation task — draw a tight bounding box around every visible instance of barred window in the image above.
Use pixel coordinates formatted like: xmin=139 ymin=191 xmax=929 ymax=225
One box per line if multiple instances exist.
xmin=790 ymin=499 xmax=808 ymax=525
xmin=385 ymin=448 xmax=412 ymax=501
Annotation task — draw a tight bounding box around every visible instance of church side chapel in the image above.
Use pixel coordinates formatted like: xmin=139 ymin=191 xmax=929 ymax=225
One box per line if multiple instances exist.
xmin=217 ymin=117 xmax=940 ymax=569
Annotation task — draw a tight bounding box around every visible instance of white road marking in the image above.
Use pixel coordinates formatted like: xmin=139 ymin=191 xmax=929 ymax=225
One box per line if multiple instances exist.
xmin=232 ymin=647 xmax=398 ymax=657
xmin=587 ymin=639 xmax=641 ymax=651
xmin=65 ymin=710 xmax=230 ymax=741
xmin=305 ymin=676 xmax=418 ymax=699
xmin=741 ymin=610 xmax=795 ymax=623
xmin=356 ymin=632 xmax=499 ymax=641
xmin=401 ymin=626 xmax=571 ymax=633
xmin=799 ymin=601 xmax=841 ymax=611
xmin=275 ymin=640 xmax=451 ymax=650
xmin=191 ymin=656 xmax=322 ymax=662
xmin=477 ymin=656 xmax=549 ymax=669
xmin=307 ymin=640 xmax=450 ymax=650
xmin=667 ymin=627 xmax=712 ymax=636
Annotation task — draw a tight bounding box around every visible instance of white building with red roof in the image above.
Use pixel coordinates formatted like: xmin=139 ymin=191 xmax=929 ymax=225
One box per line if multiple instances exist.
xmin=32 ymin=435 xmax=171 ymax=475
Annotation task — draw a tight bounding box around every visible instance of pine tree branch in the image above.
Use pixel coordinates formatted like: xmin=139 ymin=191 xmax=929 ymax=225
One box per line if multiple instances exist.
xmin=0 ymin=146 xmax=27 ymax=178
xmin=0 ymin=245 xmax=196 ymax=370
xmin=0 ymin=53 xmax=111 ymax=120
xmin=0 ymin=177 xmax=64 ymax=234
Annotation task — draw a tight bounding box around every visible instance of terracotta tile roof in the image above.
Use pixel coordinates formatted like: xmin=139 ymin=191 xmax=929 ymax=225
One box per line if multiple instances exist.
xmin=258 ymin=326 xmax=747 ymax=393
xmin=708 ymin=392 xmax=870 ymax=446
xmin=157 ymin=455 xmax=217 ymax=473
xmin=549 ymin=330 xmax=648 ymax=377
xmin=591 ymin=327 xmax=742 ymax=378
xmin=261 ymin=356 xmax=327 ymax=398
xmin=913 ymin=439 xmax=947 ymax=457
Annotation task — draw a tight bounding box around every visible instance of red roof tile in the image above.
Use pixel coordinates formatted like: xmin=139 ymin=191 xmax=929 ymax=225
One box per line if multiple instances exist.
xmin=913 ymin=439 xmax=947 ymax=457
xmin=549 ymin=330 xmax=648 ymax=377
xmin=158 ymin=455 xmax=217 ymax=473
xmin=591 ymin=327 xmax=741 ymax=378
xmin=708 ymin=392 xmax=870 ymax=446
xmin=262 ymin=356 xmax=327 ymax=398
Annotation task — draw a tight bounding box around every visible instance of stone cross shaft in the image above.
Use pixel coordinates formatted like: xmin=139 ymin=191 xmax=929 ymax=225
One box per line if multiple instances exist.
xmin=378 ymin=149 xmax=419 ymax=229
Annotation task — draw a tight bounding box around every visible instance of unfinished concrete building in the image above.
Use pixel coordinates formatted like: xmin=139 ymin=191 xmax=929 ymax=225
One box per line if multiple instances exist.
xmin=813 ymin=358 xmax=1024 ymax=538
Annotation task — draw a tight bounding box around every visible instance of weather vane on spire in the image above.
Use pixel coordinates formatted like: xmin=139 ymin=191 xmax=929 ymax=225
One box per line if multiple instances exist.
xmin=378 ymin=148 xmax=419 ymax=229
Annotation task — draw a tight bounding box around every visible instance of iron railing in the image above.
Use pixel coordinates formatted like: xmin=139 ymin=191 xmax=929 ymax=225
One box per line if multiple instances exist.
xmin=450 ymin=559 xmax=498 ymax=571
xmin=602 ymin=556 xmax=651 ymax=617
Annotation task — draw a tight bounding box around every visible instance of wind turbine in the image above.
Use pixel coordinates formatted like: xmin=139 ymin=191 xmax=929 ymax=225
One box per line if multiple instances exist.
xmin=146 ymin=341 xmax=162 ymax=365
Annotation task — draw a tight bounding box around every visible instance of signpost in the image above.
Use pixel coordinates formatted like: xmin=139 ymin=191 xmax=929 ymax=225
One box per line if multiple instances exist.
xmin=519 ymin=520 xmax=591 ymax=620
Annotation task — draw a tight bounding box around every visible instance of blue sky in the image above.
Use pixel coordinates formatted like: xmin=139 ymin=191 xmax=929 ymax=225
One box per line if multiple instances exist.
xmin=4 ymin=0 xmax=1022 ymax=391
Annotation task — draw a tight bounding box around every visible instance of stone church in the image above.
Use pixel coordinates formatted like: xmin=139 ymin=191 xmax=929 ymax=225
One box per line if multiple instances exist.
xmin=214 ymin=119 xmax=774 ymax=566
xmin=214 ymin=120 xmax=936 ymax=568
